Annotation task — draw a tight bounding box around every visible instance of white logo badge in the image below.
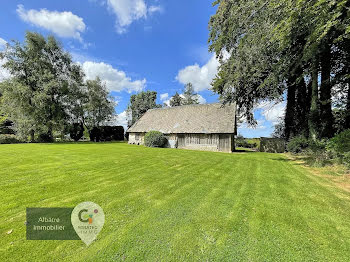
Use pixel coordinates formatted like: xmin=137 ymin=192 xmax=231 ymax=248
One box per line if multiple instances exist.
xmin=71 ymin=202 xmax=105 ymax=245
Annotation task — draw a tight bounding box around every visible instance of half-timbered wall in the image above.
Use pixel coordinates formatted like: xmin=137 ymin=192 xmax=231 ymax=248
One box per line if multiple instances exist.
xmin=128 ymin=132 xmax=234 ymax=152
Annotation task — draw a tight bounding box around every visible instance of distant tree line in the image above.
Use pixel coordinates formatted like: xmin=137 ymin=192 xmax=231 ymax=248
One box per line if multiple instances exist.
xmin=0 ymin=32 xmax=116 ymax=142
xmin=209 ymin=0 xmax=350 ymax=141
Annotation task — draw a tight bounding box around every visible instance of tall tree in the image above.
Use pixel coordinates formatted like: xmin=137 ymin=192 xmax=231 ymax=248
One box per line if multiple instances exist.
xmin=209 ymin=0 xmax=284 ymax=125
xmin=0 ymin=32 xmax=80 ymax=141
xmin=209 ymin=0 xmax=350 ymax=139
xmin=182 ymin=83 xmax=199 ymax=105
xmin=170 ymin=92 xmax=183 ymax=107
xmin=127 ymin=91 xmax=161 ymax=127
xmin=84 ymin=77 xmax=115 ymax=130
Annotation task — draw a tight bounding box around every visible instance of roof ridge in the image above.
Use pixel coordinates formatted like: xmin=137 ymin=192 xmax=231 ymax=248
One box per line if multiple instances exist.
xmin=148 ymin=103 xmax=223 ymax=112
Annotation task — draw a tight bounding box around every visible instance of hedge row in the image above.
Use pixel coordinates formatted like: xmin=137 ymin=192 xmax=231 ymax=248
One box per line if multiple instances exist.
xmin=89 ymin=126 xmax=125 ymax=142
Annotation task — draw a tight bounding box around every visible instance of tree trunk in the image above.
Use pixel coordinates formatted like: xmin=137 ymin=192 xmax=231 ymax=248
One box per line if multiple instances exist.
xmin=285 ymin=75 xmax=296 ymax=141
xmin=295 ymin=65 xmax=309 ymax=137
xmin=319 ymin=43 xmax=334 ymax=138
xmin=308 ymin=59 xmax=320 ymax=140
xmin=30 ymin=129 xmax=35 ymax=142
xmin=345 ymin=82 xmax=350 ymax=130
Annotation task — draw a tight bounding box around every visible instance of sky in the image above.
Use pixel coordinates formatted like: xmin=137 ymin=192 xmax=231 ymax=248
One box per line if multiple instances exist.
xmin=0 ymin=0 xmax=285 ymax=138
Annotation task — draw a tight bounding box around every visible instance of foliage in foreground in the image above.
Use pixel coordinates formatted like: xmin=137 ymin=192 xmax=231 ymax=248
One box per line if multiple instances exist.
xmin=144 ymin=131 xmax=167 ymax=148
xmin=287 ymin=130 xmax=350 ymax=168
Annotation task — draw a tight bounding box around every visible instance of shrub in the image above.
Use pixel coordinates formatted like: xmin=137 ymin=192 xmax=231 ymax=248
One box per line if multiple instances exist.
xmin=69 ymin=123 xmax=84 ymax=141
xmin=306 ymin=139 xmax=331 ymax=166
xmin=0 ymin=134 xmax=22 ymax=144
xmin=343 ymin=152 xmax=350 ymax=169
xmin=37 ymin=133 xmax=54 ymax=143
xmin=89 ymin=127 xmax=101 ymax=142
xmin=0 ymin=119 xmax=15 ymax=135
xmin=308 ymin=139 xmax=327 ymax=152
xmin=144 ymin=131 xmax=167 ymax=148
xmin=287 ymin=136 xmax=309 ymax=154
xmin=89 ymin=126 xmax=125 ymax=142
xmin=327 ymin=130 xmax=350 ymax=168
xmin=101 ymin=126 xmax=124 ymax=141
xmin=328 ymin=129 xmax=350 ymax=155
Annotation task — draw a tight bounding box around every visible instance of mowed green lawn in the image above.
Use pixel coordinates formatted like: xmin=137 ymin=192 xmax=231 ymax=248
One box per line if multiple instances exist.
xmin=1 ymin=143 xmax=350 ymax=261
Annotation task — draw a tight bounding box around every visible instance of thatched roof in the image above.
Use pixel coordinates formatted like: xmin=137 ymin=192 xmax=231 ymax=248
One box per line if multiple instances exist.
xmin=127 ymin=103 xmax=236 ymax=134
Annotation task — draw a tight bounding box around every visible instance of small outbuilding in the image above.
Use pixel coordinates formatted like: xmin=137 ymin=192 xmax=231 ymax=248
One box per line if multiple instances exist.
xmin=127 ymin=103 xmax=237 ymax=152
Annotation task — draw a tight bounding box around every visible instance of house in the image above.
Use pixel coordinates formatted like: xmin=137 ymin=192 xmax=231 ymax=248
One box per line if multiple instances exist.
xmin=127 ymin=103 xmax=237 ymax=152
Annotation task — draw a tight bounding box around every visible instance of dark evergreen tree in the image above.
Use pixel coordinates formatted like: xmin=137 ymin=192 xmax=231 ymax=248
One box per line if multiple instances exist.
xmin=170 ymin=92 xmax=183 ymax=107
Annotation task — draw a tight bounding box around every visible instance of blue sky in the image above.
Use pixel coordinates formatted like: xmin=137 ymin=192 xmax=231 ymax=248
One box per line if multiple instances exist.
xmin=0 ymin=0 xmax=284 ymax=137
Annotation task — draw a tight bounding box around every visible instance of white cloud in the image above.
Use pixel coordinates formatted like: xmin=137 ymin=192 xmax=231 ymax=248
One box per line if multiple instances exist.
xmin=239 ymin=119 xmax=267 ymax=130
xmin=106 ymin=110 xmax=129 ymax=130
xmin=257 ymin=101 xmax=285 ymax=125
xmin=0 ymin=38 xmax=11 ymax=81
xmin=148 ymin=5 xmax=163 ymax=14
xmin=160 ymin=93 xmax=170 ymax=106
xmin=176 ymin=54 xmax=219 ymax=92
xmin=106 ymin=0 xmax=162 ymax=34
xmin=81 ymin=61 xmax=146 ymax=93
xmin=196 ymin=94 xmax=207 ymax=104
xmin=0 ymin=37 xmax=7 ymax=50
xmin=16 ymin=5 xmax=86 ymax=41
xmin=162 ymin=93 xmax=206 ymax=107
xmin=179 ymin=94 xmax=207 ymax=104
xmin=160 ymin=93 xmax=169 ymax=101
xmin=117 ymin=110 xmax=129 ymax=129
xmin=0 ymin=58 xmax=11 ymax=82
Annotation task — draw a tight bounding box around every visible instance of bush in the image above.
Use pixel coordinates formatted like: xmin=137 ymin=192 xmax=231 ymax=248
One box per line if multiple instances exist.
xmin=101 ymin=126 xmax=124 ymax=141
xmin=0 ymin=134 xmax=22 ymax=144
xmin=343 ymin=152 xmax=350 ymax=169
xmin=287 ymin=136 xmax=309 ymax=154
xmin=89 ymin=127 xmax=101 ymax=142
xmin=308 ymin=139 xmax=327 ymax=152
xmin=144 ymin=131 xmax=167 ymax=148
xmin=327 ymin=130 xmax=350 ymax=168
xmin=328 ymin=129 xmax=350 ymax=155
xmin=69 ymin=123 xmax=84 ymax=141
xmin=0 ymin=119 xmax=15 ymax=135
xmin=89 ymin=126 xmax=125 ymax=142
xmin=303 ymin=142 xmax=329 ymax=167
xmin=37 ymin=133 xmax=54 ymax=143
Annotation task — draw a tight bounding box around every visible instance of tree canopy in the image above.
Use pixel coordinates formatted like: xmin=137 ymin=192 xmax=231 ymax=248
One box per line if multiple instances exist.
xmin=209 ymin=0 xmax=350 ymax=140
xmin=127 ymin=91 xmax=161 ymax=127
xmin=169 ymin=92 xmax=183 ymax=107
xmin=0 ymin=32 xmax=115 ymax=142
xmin=182 ymin=83 xmax=199 ymax=105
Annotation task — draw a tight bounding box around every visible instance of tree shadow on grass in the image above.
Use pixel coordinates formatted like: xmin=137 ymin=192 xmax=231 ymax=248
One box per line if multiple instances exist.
xmin=42 ymin=141 xmax=127 ymax=145
xmin=234 ymin=147 xmax=259 ymax=153
xmin=273 ymin=155 xmax=334 ymax=173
